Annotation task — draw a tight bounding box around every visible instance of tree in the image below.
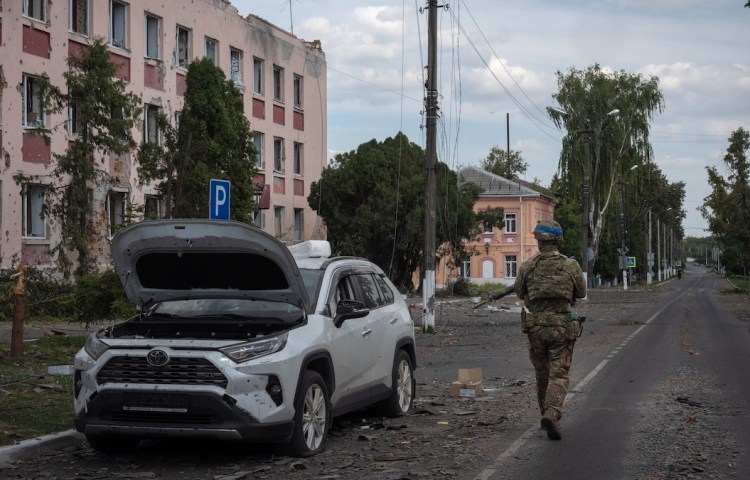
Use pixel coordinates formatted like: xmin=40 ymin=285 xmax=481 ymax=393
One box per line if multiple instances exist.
xmin=308 ymin=133 xmax=480 ymax=290
xmin=16 ymin=39 xmax=141 ymax=277
xmin=139 ymin=59 xmax=257 ymax=222
xmin=480 ymin=147 xmax=528 ymax=179
xmin=548 ymin=64 xmax=665 ymax=283
xmin=701 ymin=127 xmax=750 ymax=274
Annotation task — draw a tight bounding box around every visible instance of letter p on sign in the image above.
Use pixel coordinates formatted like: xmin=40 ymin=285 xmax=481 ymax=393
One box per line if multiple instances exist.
xmin=209 ymin=179 xmax=231 ymax=220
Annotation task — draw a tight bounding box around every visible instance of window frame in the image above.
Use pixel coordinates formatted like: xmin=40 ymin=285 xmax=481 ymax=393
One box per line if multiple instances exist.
xmin=273 ymin=137 xmax=285 ymax=173
xmin=144 ymin=195 xmax=162 ymax=220
xmin=273 ymin=65 xmax=284 ymax=102
xmin=293 ymin=141 xmax=303 ymax=175
xmin=22 ymin=74 xmax=45 ymax=129
xmin=144 ymin=13 xmax=161 ymax=59
xmin=505 ymin=255 xmax=518 ymax=278
xmin=106 ymin=190 xmax=130 ymax=238
xmin=253 ymin=57 xmax=264 ymax=95
xmin=144 ymin=104 xmax=161 ymax=145
xmin=229 ymin=47 xmax=244 ymax=86
xmin=274 ymin=206 xmax=285 ymax=238
xmin=23 ymin=0 xmax=47 ymax=22
xmin=205 ymin=36 xmax=218 ymax=64
xmin=110 ymin=0 xmax=129 ymax=49
xmin=22 ymin=184 xmax=46 ymax=239
xmin=175 ymin=24 xmax=192 ymax=69
xmin=504 ymin=213 xmax=517 ymax=234
xmin=293 ymin=74 xmax=303 ymax=109
xmin=293 ymin=208 xmax=304 ymax=242
xmin=253 ymin=131 xmax=265 ymax=168
xmin=69 ymin=0 xmax=89 ymax=35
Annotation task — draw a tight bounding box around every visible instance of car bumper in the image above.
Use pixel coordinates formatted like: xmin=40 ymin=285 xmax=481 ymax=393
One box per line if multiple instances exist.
xmin=74 ymin=390 xmax=294 ymax=442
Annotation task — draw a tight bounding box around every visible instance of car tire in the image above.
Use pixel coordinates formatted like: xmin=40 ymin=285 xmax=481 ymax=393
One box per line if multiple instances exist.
xmin=86 ymin=435 xmax=139 ymax=453
xmin=288 ymin=370 xmax=330 ymax=457
xmin=379 ymin=350 xmax=415 ymax=417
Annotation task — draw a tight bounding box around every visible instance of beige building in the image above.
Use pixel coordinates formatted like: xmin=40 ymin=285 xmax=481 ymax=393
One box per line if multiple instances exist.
xmin=438 ymin=166 xmax=557 ymax=287
xmin=0 ymin=0 xmax=327 ymax=271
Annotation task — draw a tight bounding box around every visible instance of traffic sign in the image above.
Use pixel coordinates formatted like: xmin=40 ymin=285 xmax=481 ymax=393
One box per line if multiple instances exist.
xmin=209 ymin=179 xmax=231 ymax=220
xmin=627 ymin=256 xmax=636 ymax=268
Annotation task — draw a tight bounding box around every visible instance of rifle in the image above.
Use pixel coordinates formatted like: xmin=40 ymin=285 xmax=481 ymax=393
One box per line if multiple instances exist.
xmin=472 ymin=285 xmax=515 ymax=310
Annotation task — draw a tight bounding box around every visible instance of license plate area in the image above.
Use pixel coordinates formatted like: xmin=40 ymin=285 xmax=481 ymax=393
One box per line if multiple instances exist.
xmin=123 ymin=392 xmax=189 ymax=413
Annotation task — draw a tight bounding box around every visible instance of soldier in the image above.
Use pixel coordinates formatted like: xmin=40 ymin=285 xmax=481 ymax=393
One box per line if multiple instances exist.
xmin=514 ymin=219 xmax=586 ymax=440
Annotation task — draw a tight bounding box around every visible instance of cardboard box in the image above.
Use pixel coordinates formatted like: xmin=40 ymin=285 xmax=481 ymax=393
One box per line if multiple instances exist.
xmin=450 ymin=368 xmax=484 ymax=397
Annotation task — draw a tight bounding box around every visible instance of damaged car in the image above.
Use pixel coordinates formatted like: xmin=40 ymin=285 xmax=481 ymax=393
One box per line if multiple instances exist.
xmin=73 ymin=219 xmax=416 ymax=457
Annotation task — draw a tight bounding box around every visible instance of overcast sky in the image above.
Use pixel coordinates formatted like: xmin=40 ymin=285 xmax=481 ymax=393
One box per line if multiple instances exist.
xmin=235 ymin=0 xmax=750 ymax=238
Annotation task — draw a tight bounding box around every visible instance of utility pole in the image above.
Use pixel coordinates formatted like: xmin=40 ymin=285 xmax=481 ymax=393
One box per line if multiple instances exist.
xmin=581 ymin=129 xmax=591 ymax=288
xmin=422 ymin=0 xmax=440 ymax=332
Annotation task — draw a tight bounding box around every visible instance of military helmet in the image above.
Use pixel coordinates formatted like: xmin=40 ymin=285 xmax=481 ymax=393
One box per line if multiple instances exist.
xmin=534 ymin=219 xmax=563 ymax=241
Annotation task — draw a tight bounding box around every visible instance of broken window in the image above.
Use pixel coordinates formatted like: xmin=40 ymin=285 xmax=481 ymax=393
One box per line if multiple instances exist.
xmin=293 ymin=208 xmax=303 ymax=242
xmin=273 ymin=65 xmax=284 ymax=102
xmin=144 ymin=195 xmax=162 ymax=220
xmin=230 ymin=47 xmax=243 ymax=86
xmin=293 ymin=74 xmax=303 ymax=109
xmin=175 ymin=25 xmax=191 ymax=69
xmin=144 ymin=104 xmax=161 ymax=144
xmin=293 ymin=141 xmax=303 ymax=175
xmin=205 ymin=37 xmax=218 ymax=64
xmin=110 ymin=1 xmax=128 ymax=49
xmin=273 ymin=137 xmax=285 ymax=173
xmin=253 ymin=57 xmax=264 ymax=95
xmin=68 ymin=100 xmax=82 ymax=134
xmin=69 ymin=0 xmax=89 ymax=35
xmin=22 ymin=74 xmax=45 ymax=128
xmin=22 ymin=184 xmax=46 ymax=238
xmin=106 ymin=190 xmax=129 ymax=237
xmin=253 ymin=131 xmax=265 ymax=168
xmin=274 ymin=206 xmax=284 ymax=238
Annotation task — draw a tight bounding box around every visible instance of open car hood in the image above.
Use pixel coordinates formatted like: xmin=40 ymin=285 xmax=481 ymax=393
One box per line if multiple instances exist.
xmin=111 ymin=219 xmax=309 ymax=310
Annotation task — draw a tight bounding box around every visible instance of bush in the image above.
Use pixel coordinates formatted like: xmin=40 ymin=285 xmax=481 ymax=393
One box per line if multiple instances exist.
xmin=0 ymin=267 xmax=134 ymax=325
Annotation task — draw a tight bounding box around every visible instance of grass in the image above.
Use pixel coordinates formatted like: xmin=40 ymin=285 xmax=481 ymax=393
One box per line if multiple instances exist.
xmin=727 ymin=275 xmax=749 ymax=292
xmin=0 ymin=334 xmax=86 ymax=447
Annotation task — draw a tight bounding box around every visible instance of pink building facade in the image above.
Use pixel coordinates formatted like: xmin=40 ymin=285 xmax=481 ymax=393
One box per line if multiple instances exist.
xmin=0 ymin=0 xmax=327 ymax=271
xmin=438 ymin=166 xmax=557 ymax=288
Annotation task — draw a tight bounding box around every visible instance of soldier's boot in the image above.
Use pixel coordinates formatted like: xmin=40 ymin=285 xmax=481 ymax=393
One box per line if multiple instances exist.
xmin=541 ymin=409 xmax=562 ymax=440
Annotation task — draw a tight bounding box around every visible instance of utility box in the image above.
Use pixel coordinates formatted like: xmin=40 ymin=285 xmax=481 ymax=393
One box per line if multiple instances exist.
xmin=450 ymin=368 xmax=484 ymax=397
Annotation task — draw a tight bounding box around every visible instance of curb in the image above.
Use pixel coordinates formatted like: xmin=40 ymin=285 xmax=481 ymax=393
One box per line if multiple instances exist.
xmin=0 ymin=430 xmax=85 ymax=464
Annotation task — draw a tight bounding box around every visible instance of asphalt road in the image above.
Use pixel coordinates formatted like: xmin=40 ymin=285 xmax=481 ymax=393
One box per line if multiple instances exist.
xmin=478 ymin=269 xmax=750 ymax=479
xmin=1 ymin=267 xmax=747 ymax=479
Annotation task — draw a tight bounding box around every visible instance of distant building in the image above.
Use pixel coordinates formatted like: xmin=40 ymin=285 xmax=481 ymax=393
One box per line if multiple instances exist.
xmin=437 ymin=166 xmax=557 ymax=287
xmin=0 ymin=0 xmax=327 ymax=271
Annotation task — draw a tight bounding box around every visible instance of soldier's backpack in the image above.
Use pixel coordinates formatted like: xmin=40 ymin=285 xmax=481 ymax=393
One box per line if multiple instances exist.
xmin=526 ymin=253 xmax=575 ymax=302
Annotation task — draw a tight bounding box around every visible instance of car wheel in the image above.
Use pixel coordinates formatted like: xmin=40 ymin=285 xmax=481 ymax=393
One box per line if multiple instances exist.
xmin=86 ymin=435 xmax=139 ymax=453
xmin=380 ymin=350 xmax=415 ymax=417
xmin=288 ymin=370 xmax=330 ymax=457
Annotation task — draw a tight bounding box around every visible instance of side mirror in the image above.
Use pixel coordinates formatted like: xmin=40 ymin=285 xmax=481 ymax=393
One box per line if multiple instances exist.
xmin=334 ymin=299 xmax=369 ymax=327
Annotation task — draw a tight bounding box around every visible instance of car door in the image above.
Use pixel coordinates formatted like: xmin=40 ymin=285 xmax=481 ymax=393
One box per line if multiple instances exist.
xmin=325 ymin=271 xmax=377 ymax=402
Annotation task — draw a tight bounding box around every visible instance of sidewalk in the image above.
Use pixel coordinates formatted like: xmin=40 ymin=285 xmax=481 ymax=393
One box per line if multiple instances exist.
xmin=0 ymin=430 xmax=84 ymax=464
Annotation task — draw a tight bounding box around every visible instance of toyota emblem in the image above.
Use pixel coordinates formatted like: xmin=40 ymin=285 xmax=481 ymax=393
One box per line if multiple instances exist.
xmin=146 ymin=349 xmax=169 ymax=367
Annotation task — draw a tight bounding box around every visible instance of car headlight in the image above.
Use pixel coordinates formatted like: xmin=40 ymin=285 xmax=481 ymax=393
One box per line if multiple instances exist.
xmin=83 ymin=332 xmax=110 ymax=360
xmin=220 ymin=332 xmax=288 ymax=363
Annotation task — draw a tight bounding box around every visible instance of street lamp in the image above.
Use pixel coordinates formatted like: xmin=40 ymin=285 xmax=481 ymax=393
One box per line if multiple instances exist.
xmin=550 ymin=107 xmax=620 ymax=288
xmin=618 ymin=164 xmax=638 ymax=290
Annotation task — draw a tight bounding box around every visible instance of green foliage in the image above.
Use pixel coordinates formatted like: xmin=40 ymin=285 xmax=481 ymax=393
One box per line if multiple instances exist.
xmin=17 ymin=38 xmax=142 ymax=277
xmin=162 ymin=59 xmax=257 ymax=222
xmin=701 ymin=127 xmax=750 ymax=275
xmin=480 ymin=147 xmax=528 ymax=179
xmin=0 ymin=267 xmax=133 ymax=324
xmin=548 ymin=64 xmax=668 ymax=279
xmin=69 ymin=269 xmax=136 ymax=325
xmin=308 ymin=133 xmax=480 ymax=290
xmin=447 ymin=277 xmax=472 ymax=296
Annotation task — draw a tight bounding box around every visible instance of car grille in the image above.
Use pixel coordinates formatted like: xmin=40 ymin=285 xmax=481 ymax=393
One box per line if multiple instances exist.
xmin=97 ymin=356 xmax=228 ymax=388
xmin=108 ymin=411 xmax=214 ymax=424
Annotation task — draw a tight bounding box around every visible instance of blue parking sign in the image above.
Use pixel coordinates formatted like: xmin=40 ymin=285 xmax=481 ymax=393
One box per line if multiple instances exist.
xmin=209 ymin=179 xmax=231 ymax=220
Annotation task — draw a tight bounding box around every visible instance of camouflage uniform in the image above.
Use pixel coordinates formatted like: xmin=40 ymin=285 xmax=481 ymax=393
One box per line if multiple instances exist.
xmin=514 ymin=220 xmax=586 ymax=439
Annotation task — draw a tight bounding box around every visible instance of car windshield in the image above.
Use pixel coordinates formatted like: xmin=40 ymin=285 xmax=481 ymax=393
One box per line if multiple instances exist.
xmin=149 ymin=298 xmax=303 ymax=322
xmin=298 ymin=268 xmax=325 ymax=301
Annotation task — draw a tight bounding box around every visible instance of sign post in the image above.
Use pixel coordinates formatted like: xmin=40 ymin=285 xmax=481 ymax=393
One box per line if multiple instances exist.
xmin=209 ymin=179 xmax=231 ymax=220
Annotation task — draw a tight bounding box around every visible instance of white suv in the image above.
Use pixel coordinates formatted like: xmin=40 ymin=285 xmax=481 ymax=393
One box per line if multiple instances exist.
xmin=73 ymin=219 xmax=416 ymax=457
